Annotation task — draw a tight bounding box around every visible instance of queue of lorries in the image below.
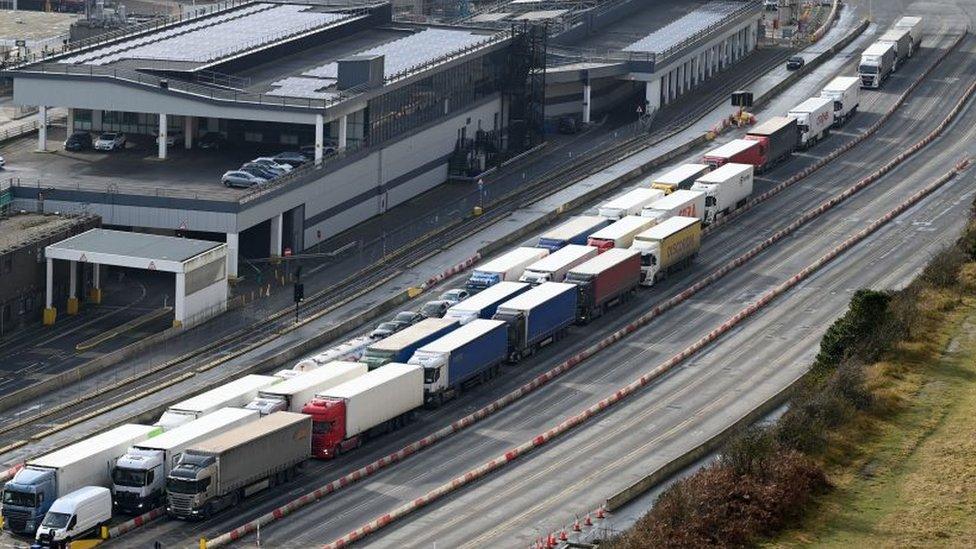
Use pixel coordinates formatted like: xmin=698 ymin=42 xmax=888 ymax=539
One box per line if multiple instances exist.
xmin=1 ymin=15 xmax=926 ymax=546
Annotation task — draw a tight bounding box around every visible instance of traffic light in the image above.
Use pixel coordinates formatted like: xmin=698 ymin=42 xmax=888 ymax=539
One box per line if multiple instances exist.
xmin=731 ymin=90 xmax=754 ymax=107
xmin=293 ymin=283 xmax=304 ymax=303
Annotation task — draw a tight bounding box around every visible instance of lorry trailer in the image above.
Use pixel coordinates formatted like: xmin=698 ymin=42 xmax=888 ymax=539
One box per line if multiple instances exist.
xmin=493 ymin=282 xmax=578 ymax=361
xmin=245 ymin=361 xmax=367 ymax=415
xmin=2 ymin=424 xmax=160 ymax=534
xmin=564 ymin=248 xmax=641 ymax=322
xmin=153 ymin=374 xmax=278 ymax=431
xmin=597 ymin=188 xmax=665 ymax=220
xmin=893 ymin=16 xmax=923 ymax=56
xmin=445 ymin=281 xmax=530 ymax=325
xmin=587 ymin=215 xmax=657 ymax=252
xmin=879 ymin=28 xmax=912 ymax=69
xmin=702 ymin=139 xmax=761 ymax=168
xmin=744 ymin=116 xmax=798 ymax=170
xmin=859 ymin=41 xmax=896 ymax=89
xmin=535 ymin=216 xmax=610 ymax=252
xmin=166 ymin=412 xmax=311 ymax=519
xmin=820 ymin=76 xmax=861 ymax=126
xmin=292 ymin=335 xmax=372 ymax=372
xmin=630 ymin=216 xmax=702 ymax=285
xmin=466 ymin=247 xmax=549 ymax=291
xmin=409 ymin=319 xmax=508 ymax=407
xmin=519 ymin=244 xmax=598 ymax=285
xmin=303 ymin=363 xmax=424 ymax=458
xmin=361 ymin=318 xmax=459 ymax=369
xmin=641 ymin=189 xmax=706 ymax=224
xmin=788 ymin=96 xmax=834 ymax=149
xmin=112 ymin=408 xmax=259 ymax=513
xmin=690 ymin=163 xmax=754 ymax=225
xmin=649 ymin=164 xmax=711 ymax=194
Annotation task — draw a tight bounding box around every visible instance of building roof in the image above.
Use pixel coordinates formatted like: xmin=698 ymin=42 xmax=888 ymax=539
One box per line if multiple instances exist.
xmin=0 ymin=212 xmax=96 ymax=255
xmin=47 ymin=228 xmax=220 ymax=263
xmin=623 ymin=1 xmax=748 ymax=54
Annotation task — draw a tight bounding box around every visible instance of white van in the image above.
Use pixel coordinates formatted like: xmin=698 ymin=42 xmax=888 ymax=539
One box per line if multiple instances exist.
xmin=35 ymin=486 xmax=112 ymax=546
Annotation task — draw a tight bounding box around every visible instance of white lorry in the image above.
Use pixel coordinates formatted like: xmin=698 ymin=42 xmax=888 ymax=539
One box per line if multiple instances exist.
xmin=112 ymin=408 xmax=259 ymax=513
xmin=894 ymin=16 xmax=923 ymax=56
xmin=788 ymin=96 xmax=834 ymax=149
xmin=879 ymin=28 xmax=912 ymax=69
xmin=597 ymin=188 xmax=664 ymax=220
xmin=519 ymin=244 xmax=598 ymax=285
xmin=859 ymin=41 xmax=896 ymax=89
xmin=649 ymin=164 xmax=712 ymax=194
xmin=640 ymin=189 xmax=706 ymax=224
xmin=466 ymin=247 xmax=549 ymax=291
xmin=586 ymin=215 xmax=657 ymax=253
xmin=631 ymin=216 xmax=702 ymax=285
xmin=245 ymin=361 xmax=367 ymax=415
xmin=820 ymin=76 xmax=861 ymax=127
xmin=153 ymin=374 xmax=278 ymax=431
xmin=689 ymin=163 xmax=754 ymax=225
xmin=292 ymin=335 xmax=372 ymax=372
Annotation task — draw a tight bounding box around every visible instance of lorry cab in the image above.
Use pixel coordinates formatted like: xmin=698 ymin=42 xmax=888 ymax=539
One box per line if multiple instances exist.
xmin=35 ymin=486 xmax=111 ymax=547
xmin=112 ymin=448 xmax=165 ymax=512
xmin=302 ymin=398 xmax=347 ymax=459
xmin=1 ymin=468 xmax=54 ymax=534
xmin=492 ymin=309 xmax=527 ymax=362
xmin=245 ymin=397 xmax=288 ymax=416
xmin=166 ymin=454 xmax=217 ymax=518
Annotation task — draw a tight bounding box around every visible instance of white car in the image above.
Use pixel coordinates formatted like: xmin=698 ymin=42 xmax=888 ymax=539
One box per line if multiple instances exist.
xmin=252 ymin=157 xmax=293 ymax=173
xmin=0 ymin=155 xmax=5 ymax=168
xmin=155 ymin=130 xmax=184 ymax=147
xmin=94 ymin=132 xmax=126 ymax=151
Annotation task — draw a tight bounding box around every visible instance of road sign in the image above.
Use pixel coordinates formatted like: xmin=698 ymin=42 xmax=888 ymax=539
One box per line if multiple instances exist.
xmin=147 ymin=261 xmax=157 ymax=271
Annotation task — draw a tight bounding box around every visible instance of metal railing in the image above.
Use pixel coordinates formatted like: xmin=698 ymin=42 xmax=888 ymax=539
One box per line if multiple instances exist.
xmin=0 ymin=115 xmax=66 ymax=144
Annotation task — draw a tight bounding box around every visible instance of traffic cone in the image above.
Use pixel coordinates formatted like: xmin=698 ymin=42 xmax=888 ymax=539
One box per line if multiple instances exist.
xmin=596 ymin=506 xmax=606 ymax=520
xmin=584 ymin=514 xmax=593 ymax=527
xmin=573 ymin=518 xmax=581 ymax=532
xmin=559 ymin=530 xmax=568 ymax=541
xmin=546 ymin=533 xmax=557 ymax=548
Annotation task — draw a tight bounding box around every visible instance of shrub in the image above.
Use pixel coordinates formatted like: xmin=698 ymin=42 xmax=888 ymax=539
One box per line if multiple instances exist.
xmin=919 ymin=245 xmax=966 ymax=288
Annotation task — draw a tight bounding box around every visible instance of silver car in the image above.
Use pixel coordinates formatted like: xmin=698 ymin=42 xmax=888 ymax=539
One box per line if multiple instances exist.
xmin=221 ymin=170 xmax=267 ymax=188
xmin=94 ymin=132 xmax=126 ymax=151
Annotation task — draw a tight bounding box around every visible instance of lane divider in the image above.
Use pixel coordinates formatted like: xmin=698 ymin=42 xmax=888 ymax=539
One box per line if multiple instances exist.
xmin=204 ymin=38 xmax=975 ymax=548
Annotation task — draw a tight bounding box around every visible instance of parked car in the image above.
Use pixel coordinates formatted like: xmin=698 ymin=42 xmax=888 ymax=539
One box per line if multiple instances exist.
xmin=64 ymin=131 xmax=92 ymax=151
xmin=155 ymin=130 xmax=184 ymax=147
xmin=299 ymin=144 xmax=337 ymax=159
xmin=240 ymin=163 xmax=282 ymax=180
xmin=439 ymin=289 xmax=469 ymax=306
xmin=420 ymin=300 xmax=450 ymax=319
xmin=94 ymin=132 xmax=126 ymax=151
xmin=252 ymin=157 xmax=293 ymax=173
xmin=369 ymin=321 xmax=402 ymax=340
xmin=0 ymin=155 xmax=5 ymax=169
xmin=198 ymin=132 xmax=227 ymax=150
xmin=35 ymin=486 xmax=111 ymax=548
xmin=557 ymin=116 xmax=580 ymax=134
xmin=273 ymin=151 xmax=309 ymax=167
xmin=786 ymin=56 xmax=805 ymax=70
xmin=221 ymin=170 xmax=267 ymax=188
xmin=392 ymin=310 xmax=424 ymax=328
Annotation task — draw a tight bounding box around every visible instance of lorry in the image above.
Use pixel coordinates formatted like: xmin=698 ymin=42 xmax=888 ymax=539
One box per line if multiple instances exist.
xmin=445 ymin=281 xmax=530 ymax=324
xmin=689 ymin=163 xmax=754 ymax=225
xmin=409 ymin=319 xmax=508 ymax=407
xmin=630 ymin=216 xmax=702 ymax=285
xmin=788 ymin=96 xmax=834 ymax=149
xmin=166 ymin=412 xmax=311 ymax=519
xmin=879 ymin=28 xmax=912 ymax=69
xmin=564 ymin=248 xmax=641 ymax=322
xmin=650 ymin=164 xmax=711 ymax=194
xmin=153 ymin=374 xmax=278 ymax=431
xmin=303 ymin=363 xmax=424 ymax=459
xmin=587 ymin=215 xmax=657 ymax=253
xmin=597 ymin=188 xmax=665 ymax=220
xmin=519 ymin=244 xmax=598 ymax=285
xmin=35 ymin=486 xmax=112 ymax=547
xmin=641 ymin=189 xmax=706 ymax=224
xmin=466 ymin=247 xmax=549 ymax=291
xmin=492 ymin=282 xmax=578 ymax=361
xmin=292 ymin=335 xmax=372 ymax=372
xmin=361 ymin=317 xmax=459 ymax=369
xmin=702 ymin=139 xmax=761 ymax=168
xmin=1 ymin=424 xmax=159 ymax=534
xmin=245 ymin=361 xmax=367 ymax=415
xmin=535 ymin=216 xmax=610 ymax=252
xmin=894 ymin=16 xmax=923 ymax=56
xmin=859 ymin=41 xmax=896 ymax=89
xmin=744 ymin=116 xmax=799 ymax=170
xmin=112 ymin=408 xmax=259 ymax=514
xmin=820 ymin=76 xmax=861 ymax=126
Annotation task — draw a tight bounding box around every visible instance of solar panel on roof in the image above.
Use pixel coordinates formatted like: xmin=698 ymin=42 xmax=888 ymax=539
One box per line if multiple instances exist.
xmin=267 ymin=76 xmax=340 ymax=100
xmin=623 ymin=1 xmax=744 ymax=54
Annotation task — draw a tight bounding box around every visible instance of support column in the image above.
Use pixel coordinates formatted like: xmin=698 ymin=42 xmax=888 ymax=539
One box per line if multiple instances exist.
xmin=66 ymin=108 xmax=75 ymax=136
xmin=184 ymin=116 xmax=194 ymax=150
xmin=582 ymin=80 xmax=592 ymax=125
xmin=645 ymin=79 xmax=662 ymax=112
xmin=89 ymin=263 xmax=102 ymax=304
xmin=158 ymin=113 xmax=168 ymax=159
xmin=337 ymin=114 xmax=348 ymax=151
xmin=92 ymin=109 xmax=103 ymax=131
xmin=269 ymin=213 xmax=283 ymax=258
xmin=315 ymin=113 xmax=324 ymax=165
xmin=173 ymin=272 xmax=185 ymax=329
xmin=226 ymin=232 xmax=239 ymax=279
xmin=37 ymin=105 xmax=48 ymax=152
xmin=67 ymin=260 xmax=79 ymax=315
xmin=43 ymin=258 xmax=56 ymax=325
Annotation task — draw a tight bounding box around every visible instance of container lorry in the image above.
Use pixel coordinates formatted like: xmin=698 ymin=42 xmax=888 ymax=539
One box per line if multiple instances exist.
xmin=690 ymin=163 xmax=754 ymax=225
xmin=445 ymin=281 xmax=530 ymax=324
xmin=303 ymin=363 xmax=424 ymax=459
xmin=879 ymin=28 xmax=912 ymax=69
xmin=465 ymin=247 xmax=549 ymax=291
xmin=859 ymin=41 xmax=896 ymax=89
xmin=35 ymin=486 xmax=112 ymax=547
xmin=702 ymin=139 xmax=761 ymax=168
xmin=361 ymin=317 xmax=459 ymax=369
xmin=649 ymin=164 xmax=711 ymax=194
xmin=493 ymin=282 xmax=578 ymax=361
xmin=564 ymin=248 xmax=641 ymax=322
xmin=597 ymin=188 xmax=665 ymax=220
xmin=1 ymin=424 xmax=159 ymax=534
xmin=409 ymin=319 xmax=508 ymax=407
xmin=166 ymin=412 xmax=311 ymax=519
xmin=292 ymin=335 xmax=372 ymax=372
xmin=630 ymin=216 xmax=702 ymax=285
xmin=535 ymin=216 xmax=610 ymax=252
xmin=519 ymin=244 xmax=598 ymax=285
xmin=820 ymin=76 xmax=861 ymax=126
xmin=894 ymin=16 xmax=923 ymax=56
xmin=641 ymin=189 xmax=706 ymax=224
xmin=112 ymin=408 xmax=259 ymax=514
xmin=245 ymin=361 xmax=367 ymax=415
xmin=744 ymin=116 xmax=798 ymax=170
xmin=587 ymin=215 xmax=657 ymax=253
xmin=153 ymin=374 xmax=278 ymax=431
xmin=788 ymin=96 xmax=834 ymax=149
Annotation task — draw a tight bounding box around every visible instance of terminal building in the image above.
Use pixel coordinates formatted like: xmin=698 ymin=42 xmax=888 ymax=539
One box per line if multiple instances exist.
xmin=5 ymin=1 xmax=541 ymax=277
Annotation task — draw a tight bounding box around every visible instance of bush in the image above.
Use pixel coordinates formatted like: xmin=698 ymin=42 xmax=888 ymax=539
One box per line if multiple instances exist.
xmin=814 ymin=289 xmax=890 ymax=375
xmin=721 ymin=425 xmax=776 ymax=478
xmin=920 ymin=245 xmax=966 ymax=288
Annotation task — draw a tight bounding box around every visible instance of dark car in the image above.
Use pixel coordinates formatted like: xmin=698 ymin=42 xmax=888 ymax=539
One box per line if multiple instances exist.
xmin=240 ymin=163 xmax=281 ymax=180
xmin=369 ymin=321 xmax=402 ymax=340
xmin=299 ymin=144 xmax=337 ymax=159
xmin=392 ymin=310 xmax=424 ymax=327
xmin=198 ymin=132 xmax=228 ymax=150
xmin=64 ymin=131 xmax=92 ymax=151
xmin=273 ymin=151 xmax=309 ymax=168
xmin=786 ymin=56 xmax=805 ymax=71
xmin=420 ymin=300 xmax=450 ymax=319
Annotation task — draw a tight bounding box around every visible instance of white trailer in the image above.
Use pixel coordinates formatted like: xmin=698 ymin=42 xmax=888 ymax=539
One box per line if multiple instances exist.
xmin=245 ymin=361 xmax=367 ymax=415
xmin=641 ymin=189 xmax=706 ymax=224
xmin=445 ymin=281 xmax=530 ymax=325
xmin=597 ymin=188 xmax=664 ymax=220
xmin=154 ymin=374 xmax=279 ymax=431
xmin=788 ymin=96 xmax=834 ymax=149
xmin=820 ymin=76 xmax=860 ymax=126
xmin=879 ymin=28 xmax=912 ymax=69
xmin=466 ymin=247 xmax=549 ymax=291
xmin=649 ymin=164 xmax=711 ymax=194
xmin=519 ymin=244 xmax=598 ymax=285
xmin=894 ymin=16 xmax=923 ymax=56
xmin=690 ymin=163 xmax=754 ymax=225
xmin=859 ymin=41 xmax=896 ymax=89
xmin=292 ymin=336 xmax=372 ymax=372
xmin=586 ymin=216 xmax=657 ymax=252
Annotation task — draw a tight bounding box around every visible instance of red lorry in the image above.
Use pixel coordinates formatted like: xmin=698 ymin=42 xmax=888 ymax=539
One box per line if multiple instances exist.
xmin=702 ymin=139 xmax=763 ymax=169
xmin=563 ymin=248 xmax=641 ymax=323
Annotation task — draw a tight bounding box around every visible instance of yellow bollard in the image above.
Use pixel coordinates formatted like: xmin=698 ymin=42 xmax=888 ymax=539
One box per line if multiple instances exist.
xmin=407 ymin=287 xmax=423 ymax=298
xmin=67 ymin=297 xmax=79 ymax=315
xmin=200 ymin=538 xmax=207 ymax=549
xmin=88 ymin=287 xmax=103 ymax=304
xmin=101 ymin=525 xmax=109 ymax=539
xmin=473 ymin=206 xmax=483 ymax=216
xmin=43 ymin=307 xmax=57 ymax=326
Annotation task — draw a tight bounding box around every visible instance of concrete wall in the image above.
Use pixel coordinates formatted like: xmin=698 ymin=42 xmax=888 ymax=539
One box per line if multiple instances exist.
xmin=183 ymin=277 xmax=227 ymax=327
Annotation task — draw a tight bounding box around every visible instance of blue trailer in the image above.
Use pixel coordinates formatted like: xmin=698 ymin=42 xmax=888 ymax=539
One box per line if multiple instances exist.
xmin=361 ymin=318 xmax=459 ymax=369
xmin=536 ymin=216 xmax=611 ymax=252
xmin=445 ymin=281 xmax=530 ymax=325
xmin=408 ymin=319 xmax=508 ymax=407
xmin=492 ymin=282 xmax=578 ymax=362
